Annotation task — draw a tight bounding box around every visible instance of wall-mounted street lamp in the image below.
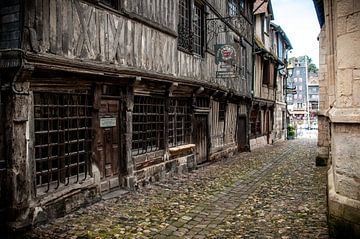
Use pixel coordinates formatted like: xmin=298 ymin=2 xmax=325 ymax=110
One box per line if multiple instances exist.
xmin=286 ymin=63 xmax=296 ymax=94
xmin=287 ymin=63 xmax=294 ymax=78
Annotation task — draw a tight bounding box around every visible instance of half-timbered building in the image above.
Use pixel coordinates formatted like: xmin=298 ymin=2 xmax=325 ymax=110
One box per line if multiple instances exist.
xmin=0 ymin=0 xmax=254 ymax=229
xmin=271 ymin=23 xmax=292 ymax=142
xmin=251 ymin=0 xmax=286 ymax=149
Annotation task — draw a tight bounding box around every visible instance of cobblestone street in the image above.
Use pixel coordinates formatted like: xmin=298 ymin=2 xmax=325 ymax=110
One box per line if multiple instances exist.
xmin=26 ymin=138 xmax=329 ymax=239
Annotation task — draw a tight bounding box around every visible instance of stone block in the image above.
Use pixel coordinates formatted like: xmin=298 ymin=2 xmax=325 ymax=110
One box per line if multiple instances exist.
xmin=328 ymin=166 xmax=360 ymax=238
xmin=353 ymin=80 xmax=360 ymax=106
xmin=336 ymin=0 xmax=354 ymax=17
xmin=346 ymin=12 xmax=360 ymax=33
xmin=109 ymin=177 xmax=119 ymax=189
xmin=337 ymin=31 xmax=360 ymax=68
xmin=355 ymin=0 xmax=360 ymax=12
xmin=337 ymin=16 xmax=347 ymax=36
xmin=354 ymin=69 xmax=360 ymax=80
xmin=100 ymin=181 xmax=109 ymax=192
xmin=338 ymin=96 xmax=352 ymax=107
xmin=332 ymin=127 xmax=360 ymax=201
xmin=337 ymin=69 xmax=353 ymax=96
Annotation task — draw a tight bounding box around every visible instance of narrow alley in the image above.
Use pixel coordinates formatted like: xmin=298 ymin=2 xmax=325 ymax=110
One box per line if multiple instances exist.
xmin=25 ymin=137 xmax=329 ymax=239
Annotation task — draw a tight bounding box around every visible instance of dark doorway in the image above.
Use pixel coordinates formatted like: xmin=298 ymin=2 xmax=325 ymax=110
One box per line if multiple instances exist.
xmin=237 ymin=116 xmax=247 ymax=152
xmin=193 ymin=114 xmax=208 ymax=164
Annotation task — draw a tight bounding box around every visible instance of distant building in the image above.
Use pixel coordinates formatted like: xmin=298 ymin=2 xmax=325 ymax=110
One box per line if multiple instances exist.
xmin=287 ymin=57 xmax=310 ymax=128
xmin=308 ymin=73 xmax=319 ymax=127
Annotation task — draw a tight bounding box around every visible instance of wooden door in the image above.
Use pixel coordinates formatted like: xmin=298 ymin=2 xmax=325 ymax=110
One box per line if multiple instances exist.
xmin=237 ymin=116 xmax=247 ymax=152
xmin=266 ymin=110 xmax=271 ymax=143
xmin=97 ymin=99 xmax=120 ymax=191
xmin=194 ymin=115 xmax=208 ymax=164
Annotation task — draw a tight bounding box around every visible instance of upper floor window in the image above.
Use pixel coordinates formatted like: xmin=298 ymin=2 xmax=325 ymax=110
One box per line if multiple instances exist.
xmin=228 ymin=0 xmax=239 ymax=16
xmin=193 ymin=3 xmax=205 ymax=56
xmin=229 ymin=0 xmax=246 ymax=16
xmin=178 ymin=0 xmax=191 ymax=51
xmin=240 ymin=0 xmax=245 ymax=11
xmin=178 ymin=0 xmax=205 ymax=57
xmin=263 ymin=16 xmax=269 ymax=34
xmin=262 ymin=59 xmax=270 ymax=85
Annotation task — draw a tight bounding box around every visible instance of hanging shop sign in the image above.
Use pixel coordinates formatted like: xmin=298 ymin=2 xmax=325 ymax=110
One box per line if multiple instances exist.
xmin=215 ymin=44 xmax=237 ymax=78
xmin=215 ymin=44 xmax=236 ymax=65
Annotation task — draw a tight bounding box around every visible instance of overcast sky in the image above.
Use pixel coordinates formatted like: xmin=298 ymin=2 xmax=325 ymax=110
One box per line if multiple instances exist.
xmin=271 ymin=0 xmax=320 ymax=66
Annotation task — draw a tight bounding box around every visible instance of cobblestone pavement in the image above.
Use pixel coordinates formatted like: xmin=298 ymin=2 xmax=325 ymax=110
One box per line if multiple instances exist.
xmin=25 ymin=138 xmax=329 ymax=239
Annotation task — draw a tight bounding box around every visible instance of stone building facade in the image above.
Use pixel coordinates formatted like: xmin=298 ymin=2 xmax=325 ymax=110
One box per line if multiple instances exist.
xmin=0 ymin=0 xmax=255 ymax=230
xmin=313 ymin=0 xmax=360 ymax=237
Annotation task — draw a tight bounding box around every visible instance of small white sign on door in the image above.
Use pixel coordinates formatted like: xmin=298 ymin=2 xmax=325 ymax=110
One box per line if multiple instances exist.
xmin=100 ymin=117 xmax=116 ymax=128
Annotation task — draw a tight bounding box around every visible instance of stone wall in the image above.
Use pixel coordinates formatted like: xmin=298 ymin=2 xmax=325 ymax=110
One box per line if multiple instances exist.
xmin=317 ymin=0 xmax=360 ymax=237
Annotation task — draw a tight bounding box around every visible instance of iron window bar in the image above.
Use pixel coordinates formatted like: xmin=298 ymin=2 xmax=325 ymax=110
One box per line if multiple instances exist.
xmin=169 ymin=98 xmax=192 ymax=147
xmin=132 ymin=96 xmax=165 ymax=156
xmin=34 ymin=92 xmax=92 ymax=194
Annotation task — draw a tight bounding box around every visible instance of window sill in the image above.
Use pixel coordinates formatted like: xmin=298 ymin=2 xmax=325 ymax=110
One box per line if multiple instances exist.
xmin=169 ymin=144 xmax=195 ymax=154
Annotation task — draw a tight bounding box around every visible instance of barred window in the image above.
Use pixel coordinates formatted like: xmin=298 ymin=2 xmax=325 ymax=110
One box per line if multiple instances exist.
xmin=178 ymin=0 xmax=205 ymax=56
xmin=132 ymin=96 xmax=165 ymax=155
xmin=34 ymin=91 xmax=92 ymax=193
xmin=195 ymin=97 xmax=210 ymax=108
xmin=178 ymin=0 xmax=191 ymax=51
xmin=228 ymin=0 xmax=239 ymax=16
xmin=193 ymin=3 xmax=204 ymax=56
xmin=169 ymin=98 xmax=192 ymax=147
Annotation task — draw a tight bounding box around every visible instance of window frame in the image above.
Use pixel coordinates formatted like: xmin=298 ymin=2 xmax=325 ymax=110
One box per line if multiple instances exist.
xmin=193 ymin=2 xmax=205 ymax=56
xmin=168 ymin=98 xmax=192 ymax=147
xmin=34 ymin=91 xmax=93 ymax=194
xmin=177 ymin=0 xmax=205 ymax=57
xmin=228 ymin=0 xmax=239 ymax=16
xmin=132 ymin=95 xmax=165 ymax=156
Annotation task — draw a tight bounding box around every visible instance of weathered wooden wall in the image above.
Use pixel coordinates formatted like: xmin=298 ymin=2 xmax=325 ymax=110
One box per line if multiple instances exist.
xmin=25 ymin=0 xmax=178 ymax=75
xmin=210 ymin=100 xmax=224 ymax=149
xmin=123 ymin=0 xmax=177 ymax=32
xmin=224 ymin=103 xmax=237 ymax=144
xmin=0 ymin=0 xmax=21 ymax=48
xmin=23 ymin=0 xmax=253 ymax=96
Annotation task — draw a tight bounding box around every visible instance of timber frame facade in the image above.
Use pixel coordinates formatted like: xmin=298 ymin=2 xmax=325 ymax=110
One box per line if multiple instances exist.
xmin=0 ymin=0 xmax=255 ymax=229
xmin=251 ymin=0 xmax=277 ymax=149
xmin=250 ymin=0 xmax=291 ymax=149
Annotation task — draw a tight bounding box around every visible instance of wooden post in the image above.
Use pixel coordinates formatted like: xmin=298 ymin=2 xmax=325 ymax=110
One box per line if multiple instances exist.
xmin=123 ymin=85 xmax=135 ymax=187
xmin=6 ymin=78 xmax=32 ymax=229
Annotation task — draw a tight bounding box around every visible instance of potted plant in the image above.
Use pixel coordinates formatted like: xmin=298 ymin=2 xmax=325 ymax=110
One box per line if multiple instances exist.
xmin=287 ymin=124 xmax=296 ymax=140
